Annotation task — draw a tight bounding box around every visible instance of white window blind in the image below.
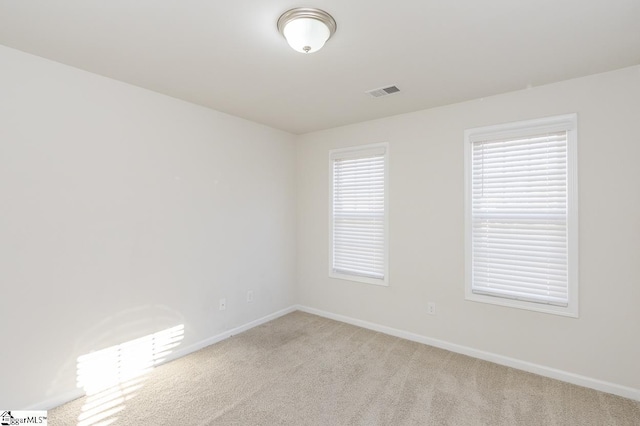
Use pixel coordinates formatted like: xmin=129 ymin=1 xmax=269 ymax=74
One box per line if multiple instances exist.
xmin=330 ymin=144 xmax=388 ymax=284
xmin=465 ymin=114 xmax=578 ymax=315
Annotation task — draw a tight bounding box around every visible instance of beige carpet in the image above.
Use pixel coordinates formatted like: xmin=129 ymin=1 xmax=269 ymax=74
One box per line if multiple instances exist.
xmin=51 ymin=311 xmax=640 ymax=425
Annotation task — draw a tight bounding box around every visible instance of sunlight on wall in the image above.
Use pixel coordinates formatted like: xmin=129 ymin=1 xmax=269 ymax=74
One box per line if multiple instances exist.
xmin=75 ymin=324 xmax=184 ymax=426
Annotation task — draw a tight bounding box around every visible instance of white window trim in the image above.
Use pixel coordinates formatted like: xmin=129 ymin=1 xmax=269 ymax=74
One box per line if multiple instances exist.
xmin=329 ymin=143 xmax=389 ymax=286
xmin=464 ymin=114 xmax=579 ymax=317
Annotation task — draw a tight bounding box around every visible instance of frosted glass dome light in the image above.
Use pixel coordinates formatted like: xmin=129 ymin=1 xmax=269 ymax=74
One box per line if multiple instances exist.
xmin=277 ymin=8 xmax=337 ymax=54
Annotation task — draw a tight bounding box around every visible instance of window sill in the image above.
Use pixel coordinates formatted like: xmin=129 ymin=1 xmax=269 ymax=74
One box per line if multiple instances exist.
xmin=465 ymin=291 xmax=578 ymax=318
xmin=329 ymin=271 xmax=388 ymax=287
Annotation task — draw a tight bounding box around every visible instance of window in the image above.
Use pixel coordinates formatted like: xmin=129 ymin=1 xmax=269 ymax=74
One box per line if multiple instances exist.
xmin=464 ymin=114 xmax=578 ymax=316
xmin=330 ymin=143 xmax=389 ymax=286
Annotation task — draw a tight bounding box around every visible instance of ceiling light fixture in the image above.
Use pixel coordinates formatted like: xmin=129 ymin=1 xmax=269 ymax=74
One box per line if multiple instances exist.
xmin=277 ymin=8 xmax=336 ymax=54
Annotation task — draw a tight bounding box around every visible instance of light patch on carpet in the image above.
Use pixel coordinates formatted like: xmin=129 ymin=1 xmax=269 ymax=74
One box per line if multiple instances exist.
xmin=74 ymin=324 xmax=184 ymax=425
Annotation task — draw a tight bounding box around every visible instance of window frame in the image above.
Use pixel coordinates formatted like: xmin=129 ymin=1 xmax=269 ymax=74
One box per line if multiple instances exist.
xmin=464 ymin=114 xmax=579 ymax=317
xmin=329 ymin=143 xmax=390 ymax=286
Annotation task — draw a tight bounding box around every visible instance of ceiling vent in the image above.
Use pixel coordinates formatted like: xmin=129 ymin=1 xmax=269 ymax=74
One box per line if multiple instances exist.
xmin=366 ymin=85 xmax=400 ymax=98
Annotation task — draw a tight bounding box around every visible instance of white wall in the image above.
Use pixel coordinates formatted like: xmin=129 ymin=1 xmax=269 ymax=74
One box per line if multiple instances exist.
xmin=0 ymin=45 xmax=296 ymax=409
xmin=2 ymin=41 xmax=639 ymax=409
xmin=297 ymin=66 xmax=640 ymax=393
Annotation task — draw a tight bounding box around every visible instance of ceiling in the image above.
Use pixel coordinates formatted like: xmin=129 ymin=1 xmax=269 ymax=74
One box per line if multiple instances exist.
xmin=1 ymin=1 xmax=639 ymax=134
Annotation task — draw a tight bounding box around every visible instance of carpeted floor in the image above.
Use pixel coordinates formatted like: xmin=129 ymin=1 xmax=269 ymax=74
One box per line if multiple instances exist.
xmin=51 ymin=311 xmax=640 ymax=425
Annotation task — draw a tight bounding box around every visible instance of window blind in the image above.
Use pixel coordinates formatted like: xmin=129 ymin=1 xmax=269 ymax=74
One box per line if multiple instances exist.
xmin=471 ymin=131 xmax=569 ymax=306
xmin=332 ymin=147 xmax=386 ymax=281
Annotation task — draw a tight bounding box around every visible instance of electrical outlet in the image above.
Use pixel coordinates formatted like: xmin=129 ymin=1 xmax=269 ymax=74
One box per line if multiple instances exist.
xmin=219 ymin=298 xmax=226 ymax=311
xmin=247 ymin=290 xmax=254 ymax=303
xmin=427 ymin=302 xmax=436 ymax=315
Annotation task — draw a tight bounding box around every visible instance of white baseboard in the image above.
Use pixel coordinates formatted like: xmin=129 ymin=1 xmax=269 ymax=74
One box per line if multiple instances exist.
xmin=164 ymin=305 xmax=297 ymax=365
xmin=296 ymin=305 xmax=640 ymax=402
xmin=30 ymin=305 xmax=298 ymax=410
xmin=28 ymin=388 xmax=86 ymax=412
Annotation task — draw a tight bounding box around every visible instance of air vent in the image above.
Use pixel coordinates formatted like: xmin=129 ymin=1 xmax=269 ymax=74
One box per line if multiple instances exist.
xmin=366 ymin=85 xmax=400 ymax=98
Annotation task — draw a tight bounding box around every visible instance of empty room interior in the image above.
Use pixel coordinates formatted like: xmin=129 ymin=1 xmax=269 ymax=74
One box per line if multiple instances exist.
xmin=1 ymin=1 xmax=639 ymax=424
